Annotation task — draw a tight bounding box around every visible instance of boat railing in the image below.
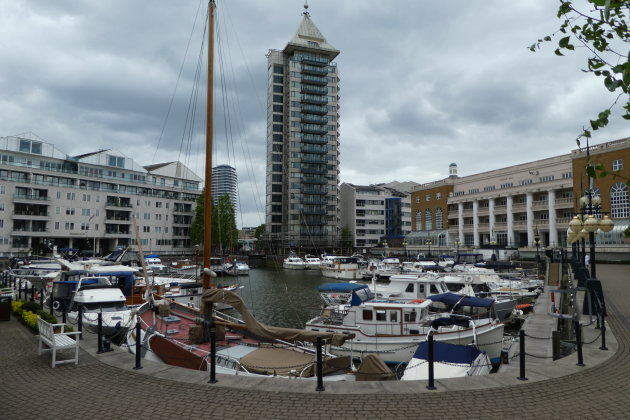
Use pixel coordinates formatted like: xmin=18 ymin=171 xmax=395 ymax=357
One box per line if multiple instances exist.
xmin=320 ymin=293 xmax=352 ymax=307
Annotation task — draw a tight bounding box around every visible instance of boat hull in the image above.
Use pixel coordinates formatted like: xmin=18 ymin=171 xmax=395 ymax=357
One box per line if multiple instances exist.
xmin=312 ymin=321 xmax=504 ymax=364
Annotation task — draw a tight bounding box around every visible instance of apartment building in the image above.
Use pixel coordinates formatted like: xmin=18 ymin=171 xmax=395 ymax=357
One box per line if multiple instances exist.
xmin=339 ymin=183 xmax=412 ymax=250
xmin=265 ymin=6 xmax=340 ymax=247
xmin=0 ymin=134 xmax=202 ymax=257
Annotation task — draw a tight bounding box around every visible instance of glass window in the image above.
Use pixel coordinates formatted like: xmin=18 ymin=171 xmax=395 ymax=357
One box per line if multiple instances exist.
xmin=613 ymin=159 xmax=623 ymax=171
xmin=425 ymin=209 xmax=433 ymax=230
xmin=611 ymin=182 xmax=629 ymax=218
xmin=375 ymin=310 xmax=386 ymax=321
xmin=19 ymin=139 xmax=30 ymax=152
xmin=405 ymin=283 xmax=414 ymax=293
xmin=435 ymin=208 xmax=443 ymax=229
xmin=362 ymin=310 xmax=373 ymax=321
xmin=390 ymin=311 xmax=398 ymax=322
xmin=415 ymin=210 xmax=422 ymax=231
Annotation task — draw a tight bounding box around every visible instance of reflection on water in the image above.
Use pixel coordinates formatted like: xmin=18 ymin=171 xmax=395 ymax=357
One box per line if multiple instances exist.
xmin=219 ymin=267 xmax=333 ymax=329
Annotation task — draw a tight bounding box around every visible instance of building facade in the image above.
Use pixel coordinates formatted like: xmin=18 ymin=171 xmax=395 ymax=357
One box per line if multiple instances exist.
xmin=339 ymin=183 xmax=412 ymax=250
xmin=0 ymin=134 xmax=202 ymax=257
xmin=264 ymin=6 xmax=340 ymax=247
xmin=212 ymin=164 xmax=237 ymax=211
xmin=410 ymin=137 xmax=630 ymax=251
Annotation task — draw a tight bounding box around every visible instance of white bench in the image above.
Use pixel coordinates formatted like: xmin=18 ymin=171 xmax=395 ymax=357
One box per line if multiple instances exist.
xmin=37 ymin=316 xmax=81 ymax=368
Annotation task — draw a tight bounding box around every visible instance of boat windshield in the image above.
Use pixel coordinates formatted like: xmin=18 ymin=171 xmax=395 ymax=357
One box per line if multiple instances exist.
xmin=81 ymin=301 xmax=127 ymax=312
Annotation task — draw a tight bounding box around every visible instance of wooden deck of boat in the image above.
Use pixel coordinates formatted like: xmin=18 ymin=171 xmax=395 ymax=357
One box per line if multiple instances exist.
xmin=1 ymin=264 xmax=628 ymax=419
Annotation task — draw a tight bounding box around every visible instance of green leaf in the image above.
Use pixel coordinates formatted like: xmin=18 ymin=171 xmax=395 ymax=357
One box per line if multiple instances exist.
xmin=559 ymin=36 xmax=571 ymax=48
xmin=554 ymin=48 xmax=564 ymax=56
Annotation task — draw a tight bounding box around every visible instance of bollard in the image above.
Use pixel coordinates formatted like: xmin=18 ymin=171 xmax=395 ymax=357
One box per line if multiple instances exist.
xmin=426 ymin=334 xmax=436 ymax=390
xmin=208 ymin=318 xmax=217 ymax=384
xmin=97 ymin=311 xmax=104 ymax=353
xmin=49 ymin=290 xmax=54 ymax=316
xmin=30 ymin=285 xmax=35 ymax=302
xmin=575 ymin=319 xmax=585 ymax=366
xmin=39 ymin=288 xmax=44 ymax=308
xmin=600 ymin=314 xmax=608 ymax=351
xmin=78 ymin=305 xmax=83 ymax=340
xmin=315 ymin=336 xmax=324 ymax=392
xmin=552 ymin=330 xmax=560 ymax=361
xmin=517 ymin=329 xmax=528 ymax=381
xmin=134 ymin=319 xmax=143 ymax=370
xmin=62 ymin=305 xmax=67 ymax=324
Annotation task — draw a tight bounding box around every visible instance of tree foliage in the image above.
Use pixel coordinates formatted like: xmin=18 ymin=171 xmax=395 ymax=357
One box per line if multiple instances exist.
xmin=530 ymin=0 xmax=630 ymax=142
xmin=189 ymin=192 xmax=239 ymax=252
xmin=253 ymin=224 xmax=265 ymax=240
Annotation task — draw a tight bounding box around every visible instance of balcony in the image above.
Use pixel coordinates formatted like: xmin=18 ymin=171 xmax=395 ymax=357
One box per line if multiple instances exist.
xmin=302 ymin=167 xmax=327 ymax=175
xmin=298 ymin=55 xmax=329 ymax=66
xmin=300 ymin=144 xmax=327 ymax=154
xmin=302 ymin=64 xmax=328 ymax=75
xmin=300 ymin=186 xmax=327 ymax=195
xmin=301 ymin=125 xmax=328 ymax=135
xmin=301 ymin=155 xmax=328 ymax=164
xmin=302 ymin=208 xmax=326 ymax=215
xmin=301 ymin=197 xmax=327 ymax=205
xmin=301 ymin=74 xmax=328 ymax=86
xmin=301 ymin=134 xmax=327 ymax=145
xmin=554 ymin=198 xmax=574 ymax=208
xmin=301 ymin=94 xmax=327 ymax=105
xmin=301 ymin=104 xmax=328 ymax=115
xmin=13 ymin=193 xmax=49 ymax=202
xmin=301 ymin=85 xmax=328 ymax=95
xmin=13 ymin=212 xmax=50 ymax=220
xmin=302 ymin=176 xmax=327 ymax=184
xmin=105 ymin=201 xmax=133 ymax=209
xmin=301 ymin=114 xmax=328 ymax=125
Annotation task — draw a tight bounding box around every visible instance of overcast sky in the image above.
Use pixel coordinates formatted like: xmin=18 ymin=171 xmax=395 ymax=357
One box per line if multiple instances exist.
xmin=2 ymin=0 xmax=628 ymax=228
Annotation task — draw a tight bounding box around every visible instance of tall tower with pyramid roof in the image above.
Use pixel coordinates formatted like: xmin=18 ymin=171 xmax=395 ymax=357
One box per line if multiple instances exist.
xmin=265 ymin=4 xmax=340 ymax=248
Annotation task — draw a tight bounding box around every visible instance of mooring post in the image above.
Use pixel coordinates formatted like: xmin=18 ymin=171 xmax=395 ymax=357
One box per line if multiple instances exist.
xmin=315 ymin=336 xmax=325 ymax=392
xmin=575 ymin=319 xmax=585 ymax=366
xmin=134 ymin=316 xmax=142 ymax=370
xmin=517 ymin=329 xmax=528 ymax=381
xmin=97 ymin=311 xmax=104 ymax=353
xmin=208 ymin=317 xmax=217 ymax=384
xmin=426 ymin=334 xmax=436 ymax=390
xmin=49 ymin=289 xmax=54 ymax=316
xmin=599 ymin=313 xmax=608 ymax=351
xmin=78 ymin=305 xmax=83 ymax=340
xmin=552 ymin=330 xmax=560 ymax=361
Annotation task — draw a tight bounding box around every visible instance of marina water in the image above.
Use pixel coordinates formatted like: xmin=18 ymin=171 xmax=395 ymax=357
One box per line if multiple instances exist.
xmin=220 ymin=267 xmax=333 ymax=329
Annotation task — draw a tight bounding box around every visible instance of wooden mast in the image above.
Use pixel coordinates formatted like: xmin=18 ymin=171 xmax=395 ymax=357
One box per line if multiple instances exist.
xmin=202 ymin=0 xmax=215 ymax=288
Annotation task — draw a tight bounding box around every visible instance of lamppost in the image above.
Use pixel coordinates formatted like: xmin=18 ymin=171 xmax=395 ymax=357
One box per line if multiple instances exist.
xmin=454 ymin=239 xmax=460 ymax=257
xmin=402 ymin=240 xmax=408 ymax=258
xmin=426 ymin=239 xmax=432 ymax=258
xmin=194 ymin=244 xmax=200 ymax=280
xmin=490 ymin=240 xmax=497 ymax=261
xmin=568 ymin=203 xmax=614 ymax=279
xmin=533 ymin=231 xmax=541 ymax=275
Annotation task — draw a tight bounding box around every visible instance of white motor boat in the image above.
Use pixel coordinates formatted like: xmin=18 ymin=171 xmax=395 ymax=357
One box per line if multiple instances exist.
xmin=224 ymin=261 xmax=250 ymax=276
xmin=320 ymin=256 xmax=360 ymax=280
xmin=283 ymin=254 xmax=308 ymax=270
xmin=304 ymin=254 xmax=322 ymax=268
xmin=305 ymin=283 xmax=505 ymax=364
xmin=400 ymin=338 xmax=491 ymax=381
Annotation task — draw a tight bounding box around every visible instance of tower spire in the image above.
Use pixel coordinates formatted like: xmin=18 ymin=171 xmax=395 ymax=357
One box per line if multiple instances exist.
xmin=303 ymin=1 xmax=309 ymax=16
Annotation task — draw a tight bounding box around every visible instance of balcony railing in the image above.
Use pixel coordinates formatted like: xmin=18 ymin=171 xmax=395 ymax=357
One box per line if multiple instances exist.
xmin=302 ymin=64 xmax=328 ymax=75
xmin=301 ymin=114 xmax=328 ymax=125
xmin=301 ymin=134 xmax=328 ymax=144
xmin=13 ymin=193 xmax=49 ymax=201
xmin=301 ymin=94 xmax=327 ymax=105
xmin=301 ymin=104 xmax=328 ymax=115
xmin=301 ymin=85 xmax=328 ymax=95
xmin=301 ymin=74 xmax=327 ymax=86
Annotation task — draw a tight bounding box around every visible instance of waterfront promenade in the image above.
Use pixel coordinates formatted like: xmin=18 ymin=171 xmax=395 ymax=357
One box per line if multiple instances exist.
xmin=2 ymin=265 xmax=629 ymax=419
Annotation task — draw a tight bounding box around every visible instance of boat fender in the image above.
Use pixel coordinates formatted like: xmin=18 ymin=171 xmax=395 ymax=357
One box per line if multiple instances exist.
xmin=52 ymin=300 xmax=60 ymax=310
xmin=410 ymin=299 xmax=425 ymax=303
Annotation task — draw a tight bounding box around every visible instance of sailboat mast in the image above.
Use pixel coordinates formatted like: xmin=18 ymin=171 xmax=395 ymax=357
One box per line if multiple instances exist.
xmin=203 ymin=0 xmax=215 ymax=287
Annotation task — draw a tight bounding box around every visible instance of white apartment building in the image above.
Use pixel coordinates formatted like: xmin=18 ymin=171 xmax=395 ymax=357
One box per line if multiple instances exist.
xmin=340 ymin=183 xmax=412 ymax=249
xmin=0 ymin=134 xmax=202 ymax=257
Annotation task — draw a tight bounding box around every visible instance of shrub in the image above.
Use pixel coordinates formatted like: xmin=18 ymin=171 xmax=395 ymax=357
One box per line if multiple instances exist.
xmin=21 ymin=310 xmax=39 ymax=331
xmin=22 ymin=301 xmax=42 ymax=313
xmin=11 ymin=300 xmax=24 ymax=314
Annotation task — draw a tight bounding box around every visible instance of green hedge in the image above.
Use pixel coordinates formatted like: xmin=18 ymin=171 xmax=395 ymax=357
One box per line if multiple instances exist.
xmin=10 ymin=300 xmax=73 ymax=333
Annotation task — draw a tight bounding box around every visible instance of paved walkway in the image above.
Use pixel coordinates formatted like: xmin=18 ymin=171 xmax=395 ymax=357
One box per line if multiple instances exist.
xmin=2 ymin=265 xmax=629 ymax=419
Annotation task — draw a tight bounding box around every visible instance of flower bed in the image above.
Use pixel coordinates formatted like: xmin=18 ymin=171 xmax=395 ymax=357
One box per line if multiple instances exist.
xmin=11 ymin=300 xmax=73 ymax=333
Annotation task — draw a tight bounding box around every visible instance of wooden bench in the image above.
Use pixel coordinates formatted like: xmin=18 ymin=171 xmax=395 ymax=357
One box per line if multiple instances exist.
xmin=37 ymin=316 xmax=81 ymax=368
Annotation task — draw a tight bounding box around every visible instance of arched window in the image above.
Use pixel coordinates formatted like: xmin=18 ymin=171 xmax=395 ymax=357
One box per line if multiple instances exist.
xmin=425 ymin=209 xmax=433 ymax=231
xmin=435 ymin=208 xmax=443 ymax=229
xmin=611 ymin=182 xmax=629 ymax=218
xmin=415 ymin=210 xmax=422 ymax=231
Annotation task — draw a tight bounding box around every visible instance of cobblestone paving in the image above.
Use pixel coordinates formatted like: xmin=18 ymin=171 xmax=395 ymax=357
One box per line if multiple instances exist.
xmin=2 ymin=265 xmax=629 ymax=419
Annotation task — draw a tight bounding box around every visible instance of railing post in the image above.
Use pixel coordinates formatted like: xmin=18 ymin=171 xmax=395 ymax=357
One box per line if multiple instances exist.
xmin=315 ymin=336 xmax=324 ymax=392
xmin=517 ymin=329 xmax=528 ymax=381
xmin=426 ymin=334 xmax=436 ymax=390
xmin=134 ymin=316 xmax=143 ymax=370
xmin=39 ymin=288 xmax=44 ymax=308
xmin=78 ymin=305 xmax=83 ymax=340
xmin=30 ymin=285 xmax=35 ymax=302
xmin=97 ymin=311 xmax=104 ymax=353
xmin=208 ymin=318 xmax=217 ymax=384
xmin=575 ymin=319 xmax=585 ymax=366
xmin=49 ymin=289 xmax=54 ymax=316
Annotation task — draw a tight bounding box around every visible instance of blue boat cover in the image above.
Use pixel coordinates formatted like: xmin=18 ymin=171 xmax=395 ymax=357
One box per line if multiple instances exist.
xmin=413 ymin=341 xmax=484 ymax=364
xmin=429 ymin=292 xmax=494 ymax=308
xmin=145 ymin=254 xmax=160 ymax=258
xmin=318 ymin=283 xmax=369 ymax=293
